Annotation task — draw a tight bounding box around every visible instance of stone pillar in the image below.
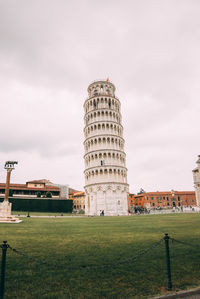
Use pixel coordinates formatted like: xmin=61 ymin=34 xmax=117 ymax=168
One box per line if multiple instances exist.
xmin=0 ymin=163 xmax=22 ymax=223
xmin=4 ymin=169 xmax=11 ymax=202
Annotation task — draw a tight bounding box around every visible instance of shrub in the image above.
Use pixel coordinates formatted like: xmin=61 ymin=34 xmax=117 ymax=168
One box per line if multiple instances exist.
xmin=9 ymin=189 xmax=13 ymax=197
xmin=36 ymin=192 xmax=41 ymax=198
xmin=46 ymin=191 xmax=52 ymax=198
xmin=134 ymin=206 xmax=147 ymax=214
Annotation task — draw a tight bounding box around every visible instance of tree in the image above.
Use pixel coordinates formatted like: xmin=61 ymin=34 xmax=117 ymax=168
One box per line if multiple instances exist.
xmin=137 ymin=188 xmax=145 ymax=195
xmin=134 ymin=206 xmax=147 ymax=214
xmin=36 ymin=191 xmax=41 ymax=198
xmin=46 ymin=191 xmax=52 ymax=198
xmin=9 ymin=189 xmax=13 ymax=197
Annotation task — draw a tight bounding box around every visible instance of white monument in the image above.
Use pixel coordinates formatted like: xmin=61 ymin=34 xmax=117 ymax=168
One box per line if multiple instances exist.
xmin=193 ymin=155 xmax=200 ymax=207
xmin=83 ymin=80 xmax=129 ymax=216
xmin=0 ymin=161 xmax=22 ymax=223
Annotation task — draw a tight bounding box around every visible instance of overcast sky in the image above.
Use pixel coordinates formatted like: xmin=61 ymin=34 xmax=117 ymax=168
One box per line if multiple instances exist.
xmin=0 ymin=0 xmax=199 ymax=193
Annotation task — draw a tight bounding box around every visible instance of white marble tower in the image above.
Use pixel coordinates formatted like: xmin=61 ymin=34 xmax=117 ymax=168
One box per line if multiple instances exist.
xmin=193 ymin=155 xmax=200 ymax=207
xmin=83 ymin=80 xmax=129 ymax=216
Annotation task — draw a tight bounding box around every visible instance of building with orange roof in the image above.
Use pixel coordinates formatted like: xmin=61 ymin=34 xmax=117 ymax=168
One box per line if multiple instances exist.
xmin=129 ymin=190 xmax=196 ymax=210
xmin=72 ymin=191 xmax=85 ymax=210
xmin=0 ymin=179 xmax=69 ymax=199
xmin=128 ymin=193 xmax=135 ymax=209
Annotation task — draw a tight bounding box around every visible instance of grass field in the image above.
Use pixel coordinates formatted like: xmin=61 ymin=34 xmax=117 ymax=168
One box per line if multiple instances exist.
xmin=11 ymin=211 xmax=82 ymax=216
xmin=1 ymin=214 xmax=200 ymax=299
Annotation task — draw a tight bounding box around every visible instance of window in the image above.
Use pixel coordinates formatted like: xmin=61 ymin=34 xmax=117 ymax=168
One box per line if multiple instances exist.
xmin=178 ymin=196 xmax=180 ymax=201
xmin=100 ymin=160 xmax=104 ymax=166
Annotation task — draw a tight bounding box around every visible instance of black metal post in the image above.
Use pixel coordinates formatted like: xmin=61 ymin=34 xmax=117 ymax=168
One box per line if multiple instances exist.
xmin=0 ymin=241 xmax=8 ymax=299
xmin=27 ymin=199 xmax=30 ymax=217
xmin=164 ymin=233 xmax=172 ymax=290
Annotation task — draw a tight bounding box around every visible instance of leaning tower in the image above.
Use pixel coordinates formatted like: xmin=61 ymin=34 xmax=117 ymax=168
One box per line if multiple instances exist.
xmin=83 ymin=80 xmax=129 ymax=216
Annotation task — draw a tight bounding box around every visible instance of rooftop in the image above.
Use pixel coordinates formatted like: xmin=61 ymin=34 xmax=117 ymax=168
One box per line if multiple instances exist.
xmin=26 ymin=179 xmax=52 ymax=184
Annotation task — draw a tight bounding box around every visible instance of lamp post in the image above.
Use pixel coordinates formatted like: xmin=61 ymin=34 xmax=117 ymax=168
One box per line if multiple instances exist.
xmin=4 ymin=161 xmax=18 ymax=202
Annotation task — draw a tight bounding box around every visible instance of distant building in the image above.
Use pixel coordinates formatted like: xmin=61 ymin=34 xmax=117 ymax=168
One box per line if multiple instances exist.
xmin=193 ymin=155 xmax=200 ymax=206
xmin=128 ymin=193 xmax=144 ymax=209
xmin=68 ymin=188 xmax=79 ymax=200
xmin=72 ymin=192 xmax=85 ymax=210
xmin=128 ymin=190 xmax=196 ymax=210
xmin=48 ymin=182 xmax=69 ymax=199
xmin=128 ymin=193 xmax=135 ymax=209
xmin=0 ymin=179 xmax=69 ymax=199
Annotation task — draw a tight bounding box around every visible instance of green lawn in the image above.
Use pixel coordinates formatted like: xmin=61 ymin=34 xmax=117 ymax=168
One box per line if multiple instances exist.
xmin=0 ymin=214 xmax=200 ymax=299
xmin=11 ymin=211 xmax=82 ymax=216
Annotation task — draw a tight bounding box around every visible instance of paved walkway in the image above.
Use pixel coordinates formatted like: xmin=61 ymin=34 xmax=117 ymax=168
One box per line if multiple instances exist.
xmin=151 ymin=287 xmax=200 ymax=299
xmin=13 ymin=215 xmax=86 ymax=218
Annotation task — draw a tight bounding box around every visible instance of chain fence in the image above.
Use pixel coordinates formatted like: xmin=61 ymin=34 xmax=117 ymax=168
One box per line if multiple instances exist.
xmin=169 ymin=236 xmax=200 ymax=249
xmin=1 ymin=234 xmax=200 ymax=299
xmin=6 ymin=238 xmax=163 ymax=271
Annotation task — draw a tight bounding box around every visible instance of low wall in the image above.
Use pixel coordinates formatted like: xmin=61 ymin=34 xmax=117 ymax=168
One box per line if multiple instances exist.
xmin=0 ymin=197 xmax=73 ymax=213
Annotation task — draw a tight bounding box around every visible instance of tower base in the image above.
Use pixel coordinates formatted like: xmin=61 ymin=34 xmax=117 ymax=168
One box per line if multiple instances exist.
xmin=85 ymin=183 xmax=129 ymax=216
xmin=0 ymin=201 xmax=22 ymax=223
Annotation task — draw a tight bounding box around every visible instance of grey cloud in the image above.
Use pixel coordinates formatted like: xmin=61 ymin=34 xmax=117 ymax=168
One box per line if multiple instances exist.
xmin=0 ymin=0 xmax=200 ymax=191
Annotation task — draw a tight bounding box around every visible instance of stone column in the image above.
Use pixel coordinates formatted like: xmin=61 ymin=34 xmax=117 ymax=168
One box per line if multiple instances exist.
xmin=0 ymin=162 xmax=22 ymax=223
xmin=4 ymin=169 xmax=11 ymax=202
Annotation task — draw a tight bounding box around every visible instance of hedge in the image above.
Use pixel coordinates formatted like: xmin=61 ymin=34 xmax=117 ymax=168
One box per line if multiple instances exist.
xmin=0 ymin=198 xmax=73 ymax=213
